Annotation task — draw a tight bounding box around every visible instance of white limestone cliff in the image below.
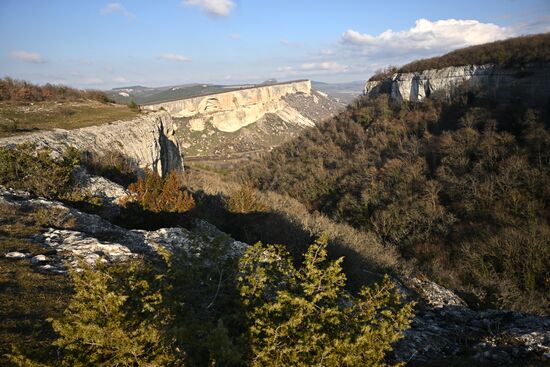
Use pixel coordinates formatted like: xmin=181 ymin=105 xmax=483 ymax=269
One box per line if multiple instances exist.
xmin=0 ymin=111 xmax=182 ymax=176
xmin=141 ymin=80 xmax=313 ymax=132
xmin=365 ymin=63 xmax=550 ymax=103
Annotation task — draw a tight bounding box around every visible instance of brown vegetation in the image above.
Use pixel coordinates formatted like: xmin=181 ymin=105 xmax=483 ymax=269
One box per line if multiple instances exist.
xmin=80 ymin=150 xmax=137 ymax=187
xmin=369 ymin=33 xmax=550 ymax=80
xmin=185 ymin=169 xmax=402 ymax=289
xmin=126 ymin=170 xmax=196 ymax=214
xmin=241 ymin=91 xmax=550 ymax=314
xmin=0 ymin=77 xmax=113 ymax=103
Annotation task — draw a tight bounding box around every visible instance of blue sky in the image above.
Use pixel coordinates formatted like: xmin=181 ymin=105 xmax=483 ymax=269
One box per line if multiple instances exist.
xmin=1 ymin=0 xmax=549 ymax=89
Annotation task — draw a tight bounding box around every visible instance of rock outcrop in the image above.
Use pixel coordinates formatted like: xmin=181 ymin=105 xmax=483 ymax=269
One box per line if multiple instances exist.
xmin=365 ymin=63 xmax=550 ymax=103
xmin=393 ymin=277 xmax=550 ymax=364
xmin=0 ymin=111 xmax=182 ymax=176
xmin=141 ymin=80 xmax=315 ymax=132
xmin=0 ymin=186 xmax=246 ymax=273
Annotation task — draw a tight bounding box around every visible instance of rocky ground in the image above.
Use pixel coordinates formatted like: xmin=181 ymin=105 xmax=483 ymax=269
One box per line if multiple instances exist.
xmin=0 ymin=185 xmax=246 ymax=274
xmin=394 ymin=277 xmax=550 ymax=365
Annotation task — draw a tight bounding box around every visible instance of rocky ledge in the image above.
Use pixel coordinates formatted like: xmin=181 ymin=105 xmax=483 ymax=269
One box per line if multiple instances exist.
xmin=0 ymin=187 xmax=246 ymax=274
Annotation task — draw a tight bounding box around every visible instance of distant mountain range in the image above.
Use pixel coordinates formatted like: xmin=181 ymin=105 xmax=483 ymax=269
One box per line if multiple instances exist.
xmin=106 ymin=80 xmax=365 ymax=105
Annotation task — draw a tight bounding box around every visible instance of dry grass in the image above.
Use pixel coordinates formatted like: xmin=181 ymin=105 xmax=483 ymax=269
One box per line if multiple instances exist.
xmin=0 ymin=100 xmax=138 ymax=138
xmin=0 ymin=203 xmax=72 ymax=365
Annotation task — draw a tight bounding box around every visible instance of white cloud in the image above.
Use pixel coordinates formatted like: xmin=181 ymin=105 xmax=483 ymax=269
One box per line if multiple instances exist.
xmin=9 ymin=51 xmax=46 ymax=64
xmin=157 ymin=53 xmax=192 ymax=62
xmin=113 ymin=76 xmax=128 ymax=83
xmin=277 ymin=66 xmax=294 ymax=73
xmin=183 ymin=0 xmax=235 ymax=17
xmin=101 ymin=3 xmax=135 ymax=18
xmin=300 ymin=61 xmax=348 ymax=72
xmin=228 ymin=33 xmax=241 ymax=40
xmin=341 ymin=18 xmax=513 ymax=57
xmin=320 ymin=49 xmax=335 ymax=56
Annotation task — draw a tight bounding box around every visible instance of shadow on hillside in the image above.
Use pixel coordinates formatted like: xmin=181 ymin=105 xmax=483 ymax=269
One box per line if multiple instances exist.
xmin=91 ymin=188 xmax=384 ymax=290
xmin=191 ymin=190 xmax=386 ymax=288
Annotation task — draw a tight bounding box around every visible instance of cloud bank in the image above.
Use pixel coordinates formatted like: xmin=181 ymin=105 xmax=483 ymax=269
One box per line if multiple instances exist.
xmin=341 ymin=18 xmax=512 ymax=57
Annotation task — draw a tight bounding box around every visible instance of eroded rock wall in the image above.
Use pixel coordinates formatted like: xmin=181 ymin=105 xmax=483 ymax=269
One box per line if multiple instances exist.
xmin=141 ymin=80 xmax=312 ymax=132
xmin=365 ymin=63 xmax=550 ymax=103
xmin=0 ymin=111 xmax=182 ymax=176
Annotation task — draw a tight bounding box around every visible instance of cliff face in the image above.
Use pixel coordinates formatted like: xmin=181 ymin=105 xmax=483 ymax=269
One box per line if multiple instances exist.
xmin=0 ymin=111 xmax=182 ymax=176
xmin=142 ymin=80 xmax=313 ymax=132
xmin=365 ymin=63 xmax=550 ymax=103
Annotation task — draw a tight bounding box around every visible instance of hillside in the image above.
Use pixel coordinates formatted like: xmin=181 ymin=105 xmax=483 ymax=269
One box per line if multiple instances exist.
xmin=369 ymin=32 xmax=550 ymax=81
xmin=241 ymin=87 xmax=550 ymax=316
xmin=364 ymin=33 xmax=550 ymax=104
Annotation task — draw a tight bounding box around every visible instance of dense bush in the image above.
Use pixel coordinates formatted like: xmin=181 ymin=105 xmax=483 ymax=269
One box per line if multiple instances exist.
xmin=239 ymin=236 xmax=413 ymax=366
xmin=126 ymin=170 xmax=196 ymax=214
xmin=0 ymin=144 xmax=80 ymax=198
xmin=242 ymin=92 xmax=550 ymax=313
xmin=225 ymin=181 xmax=267 ymax=214
xmin=0 ymin=77 xmax=113 ymax=103
xmin=10 ymin=237 xmax=412 ymax=366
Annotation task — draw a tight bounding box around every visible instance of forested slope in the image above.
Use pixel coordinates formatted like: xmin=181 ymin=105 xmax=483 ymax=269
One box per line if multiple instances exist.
xmin=242 ymin=90 xmax=550 ymax=314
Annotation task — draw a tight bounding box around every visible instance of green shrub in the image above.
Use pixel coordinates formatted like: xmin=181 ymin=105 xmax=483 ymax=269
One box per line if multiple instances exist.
xmin=0 ymin=144 xmax=80 ymax=198
xmin=9 ymin=260 xmax=183 ymax=367
xmin=225 ymin=181 xmax=267 ymax=214
xmin=238 ymin=236 xmax=414 ymax=366
xmin=10 ymin=236 xmax=414 ymax=366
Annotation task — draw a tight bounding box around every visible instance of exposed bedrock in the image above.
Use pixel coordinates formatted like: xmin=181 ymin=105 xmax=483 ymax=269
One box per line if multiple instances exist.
xmin=365 ymin=63 xmax=550 ymax=103
xmin=0 ymin=111 xmax=182 ymax=176
xmin=141 ymin=80 xmax=314 ymax=132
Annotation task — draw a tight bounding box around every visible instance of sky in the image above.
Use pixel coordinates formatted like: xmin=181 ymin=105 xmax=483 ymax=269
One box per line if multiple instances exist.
xmin=0 ymin=0 xmax=549 ymax=89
